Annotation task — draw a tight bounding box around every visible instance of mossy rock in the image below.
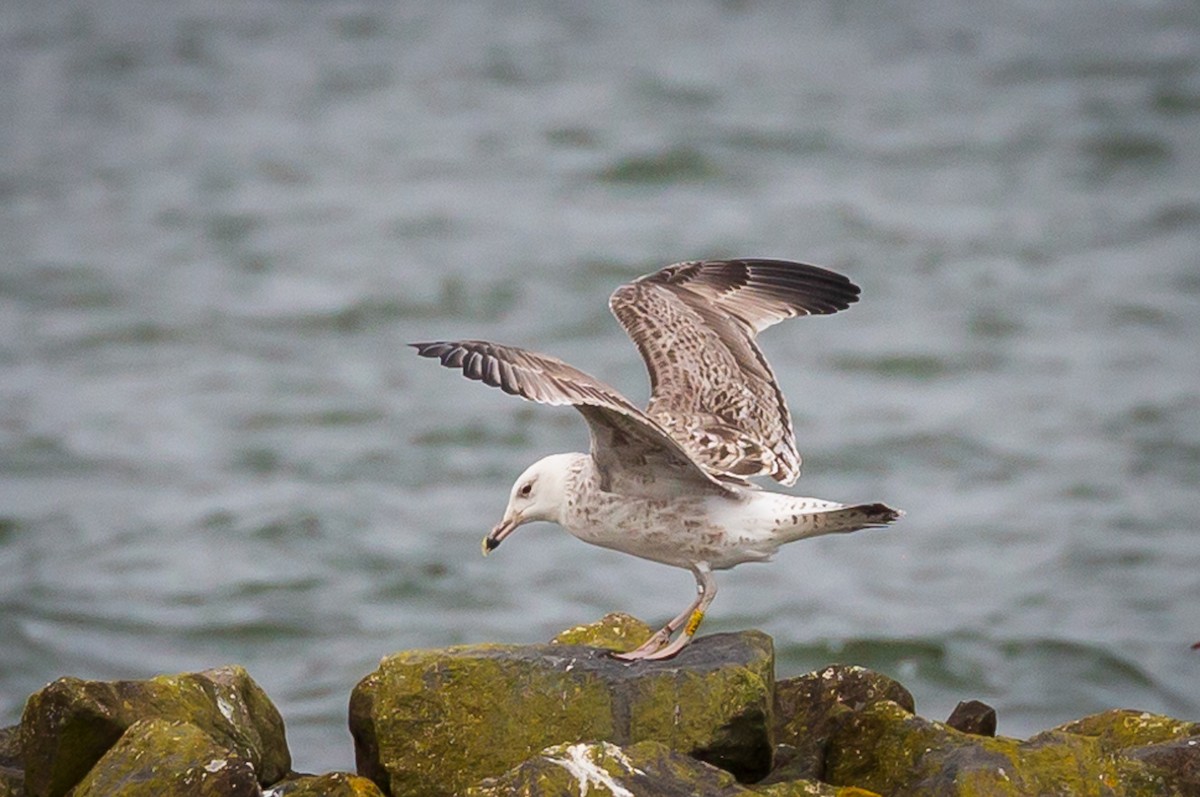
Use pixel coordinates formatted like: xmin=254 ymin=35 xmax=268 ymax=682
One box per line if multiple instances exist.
xmin=823 ymin=700 xmax=1168 ymax=796
xmin=751 ymin=782 xmax=881 ymax=797
xmin=265 ymin=771 xmax=387 ymax=796
xmin=766 ymin=665 xmax=913 ymax=784
xmin=0 ymin=771 xmax=22 ymax=797
xmin=1054 ymin=709 xmax=1200 ymax=751
xmin=0 ymin=768 xmax=22 ymax=797
xmin=467 ymin=739 xmax=871 ymax=797
xmin=71 ymin=719 xmax=259 ymax=797
xmin=944 ymin=700 xmax=997 ymax=737
xmin=466 ymin=739 xmax=746 ymax=796
xmin=550 ymin=613 xmax=653 ymax=652
xmin=350 ymin=628 xmax=774 ymax=797
xmin=1054 ymin=710 xmax=1200 ymax=795
xmin=1121 ymin=736 xmax=1200 ymax=796
xmin=20 ymin=665 xmax=289 ymax=797
xmin=0 ymin=725 xmax=19 ymax=769
xmin=0 ymin=724 xmax=21 ymax=797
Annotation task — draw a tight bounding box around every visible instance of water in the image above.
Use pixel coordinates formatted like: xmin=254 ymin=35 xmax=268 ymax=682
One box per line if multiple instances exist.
xmin=3 ymin=0 xmax=1199 ymax=774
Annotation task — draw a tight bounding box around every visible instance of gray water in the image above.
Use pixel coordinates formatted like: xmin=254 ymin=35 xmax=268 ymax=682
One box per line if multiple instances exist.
xmin=3 ymin=0 xmax=1199 ymax=774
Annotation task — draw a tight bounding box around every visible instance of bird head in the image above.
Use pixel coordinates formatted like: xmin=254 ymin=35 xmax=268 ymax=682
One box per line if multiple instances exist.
xmin=483 ymin=453 xmax=578 ymax=556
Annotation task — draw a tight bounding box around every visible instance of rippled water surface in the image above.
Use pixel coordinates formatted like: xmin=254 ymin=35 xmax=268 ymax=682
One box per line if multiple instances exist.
xmin=3 ymin=0 xmax=1199 ymax=773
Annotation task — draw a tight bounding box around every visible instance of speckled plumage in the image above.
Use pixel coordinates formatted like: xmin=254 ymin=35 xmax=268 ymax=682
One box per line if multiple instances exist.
xmin=413 ymin=258 xmax=902 ymax=660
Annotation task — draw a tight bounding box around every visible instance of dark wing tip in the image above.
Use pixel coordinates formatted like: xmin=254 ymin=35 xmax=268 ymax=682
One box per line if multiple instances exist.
xmin=410 ymin=341 xmax=449 ymax=357
xmin=410 ymin=340 xmax=520 ymax=394
xmin=730 ymin=258 xmax=861 ymax=314
xmin=643 ymin=258 xmax=862 ymax=317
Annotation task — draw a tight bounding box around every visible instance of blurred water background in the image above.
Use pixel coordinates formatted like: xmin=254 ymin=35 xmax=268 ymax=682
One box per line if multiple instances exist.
xmin=3 ymin=0 xmax=1199 ymax=774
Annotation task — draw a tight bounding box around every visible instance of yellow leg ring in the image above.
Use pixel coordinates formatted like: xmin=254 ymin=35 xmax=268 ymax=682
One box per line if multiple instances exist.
xmin=684 ymin=610 xmax=705 ymax=637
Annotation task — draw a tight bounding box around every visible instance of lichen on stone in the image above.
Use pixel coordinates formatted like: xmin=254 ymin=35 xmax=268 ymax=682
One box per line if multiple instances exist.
xmin=350 ymin=629 xmax=775 ymax=796
xmin=70 ymin=718 xmax=259 ymax=797
xmin=550 ymin=613 xmax=653 ymax=652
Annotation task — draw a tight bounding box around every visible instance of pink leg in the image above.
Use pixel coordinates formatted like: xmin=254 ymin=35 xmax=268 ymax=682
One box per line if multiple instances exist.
xmin=613 ymin=592 xmax=701 ymax=660
xmin=613 ymin=563 xmax=716 ymax=662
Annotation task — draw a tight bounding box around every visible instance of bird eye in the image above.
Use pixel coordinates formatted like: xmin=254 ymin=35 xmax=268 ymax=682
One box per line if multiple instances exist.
xmin=519 ymin=482 xmax=533 ymax=497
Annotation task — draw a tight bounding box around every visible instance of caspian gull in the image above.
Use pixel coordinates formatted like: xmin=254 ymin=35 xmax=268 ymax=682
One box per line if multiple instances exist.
xmin=412 ymin=259 xmax=902 ymax=661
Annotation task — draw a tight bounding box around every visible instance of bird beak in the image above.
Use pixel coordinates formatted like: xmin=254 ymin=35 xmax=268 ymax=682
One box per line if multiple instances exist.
xmin=482 ymin=512 xmax=521 ymax=557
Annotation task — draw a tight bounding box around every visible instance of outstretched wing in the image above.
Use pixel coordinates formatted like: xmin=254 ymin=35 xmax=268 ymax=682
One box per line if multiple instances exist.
xmin=608 ymin=259 xmax=860 ymax=485
xmin=410 ymin=340 xmax=736 ymax=495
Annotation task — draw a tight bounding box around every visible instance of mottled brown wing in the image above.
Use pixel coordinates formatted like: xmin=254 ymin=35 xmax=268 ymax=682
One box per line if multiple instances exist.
xmin=608 ymin=259 xmax=860 ymax=485
xmin=410 ymin=340 xmax=736 ymax=495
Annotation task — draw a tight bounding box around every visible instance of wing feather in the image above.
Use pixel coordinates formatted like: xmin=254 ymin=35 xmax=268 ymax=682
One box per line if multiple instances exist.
xmin=609 ymin=259 xmax=859 ymax=485
xmin=411 ymin=340 xmax=735 ymax=495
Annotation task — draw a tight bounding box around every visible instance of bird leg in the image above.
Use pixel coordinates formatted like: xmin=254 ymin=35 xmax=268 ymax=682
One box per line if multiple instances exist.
xmin=612 ymin=563 xmax=716 ymax=662
xmin=613 ymin=593 xmax=700 ymax=660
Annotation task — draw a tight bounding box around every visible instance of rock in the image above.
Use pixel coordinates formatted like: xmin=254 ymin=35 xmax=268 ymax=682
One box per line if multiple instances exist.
xmin=466 ymin=739 xmax=876 ymax=797
xmin=20 ymin=665 xmax=290 ymax=797
xmin=1123 ymin=736 xmax=1200 ymax=796
xmin=70 ymin=719 xmax=260 ymax=797
xmin=822 ymin=699 xmax=1171 ymax=796
xmin=764 ymin=665 xmax=913 ymax=783
xmin=1054 ymin=709 xmax=1200 ymax=750
xmin=550 ymin=613 xmax=653 ymax=652
xmin=350 ymin=629 xmax=774 ymax=797
xmin=0 ymin=725 xmax=22 ymax=797
xmin=751 ymin=783 xmax=881 ymax=797
xmin=264 ymin=771 xmax=387 ymax=796
xmin=0 ymin=725 xmax=19 ymax=769
xmin=1055 ymin=710 xmax=1200 ymax=795
xmin=0 ymin=771 xmax=22 ymax=797
xmin=0 ymin=769 xmax=21 ymax=797
xmin=945 ymin=700 xmax=997 ymax=737
xmin=466 ymin=739 xmax=746 ymax=796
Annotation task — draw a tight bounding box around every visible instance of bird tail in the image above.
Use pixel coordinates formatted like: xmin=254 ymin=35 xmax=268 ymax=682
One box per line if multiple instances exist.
xmin=782 ymin=501 xmax=904 ymax=543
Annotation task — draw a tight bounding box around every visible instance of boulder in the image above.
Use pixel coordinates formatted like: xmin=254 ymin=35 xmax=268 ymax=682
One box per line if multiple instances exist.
xmin=70 ymin=719 xmax=260 ymax=797
xmin=349 ymin=629 xmax=774 ymax=797
xmin=765 ymin=664 xmax=913 ymax=784
xmin=822 ymin=699 xmax=1171 ymax=796
xmin=466 ymin=739 xmax=746 ymax=796
xmin=19 ymin=665 xmax=289 ymax=797
xmin=264 ymin=771 xmax=387 ymax=796
xmin=944 ymin=700 xmax=997 ymax=737
xmin=465 ymin=739 xmax=870 ymax=797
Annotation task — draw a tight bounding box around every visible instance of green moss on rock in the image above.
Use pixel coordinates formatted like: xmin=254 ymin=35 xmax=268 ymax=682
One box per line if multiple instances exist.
xmin=350 ymin=627 xmax=774 ymax=797
xmin=265 ymin=771 xmax=387 ymax=796
xmin=1053 ymin=709 xmax=1200 ymax=795
xmin=551 ymin=613 xmax=652 ymax=652
xmin=1054 ymin=709 xmax=1200 ymax=751
xmin=351 ymin=645 xmax=616 ymax=797
xmin=466 ymin=739 xmax=745 ymax=796
xmin=767 ymin=664 xmax=914 ymax=784
xmin=20 ymin=665 xmax=289 ymax=797
xmin=751 ymin=782 xmax=881 ymax=797
xmin=71 ymin=719 xmax=259 ymax=797
xmin=467 ymin=739 xmax=872 ymax=797
xmin=823 ymin=700 xmax=1170 ymax=796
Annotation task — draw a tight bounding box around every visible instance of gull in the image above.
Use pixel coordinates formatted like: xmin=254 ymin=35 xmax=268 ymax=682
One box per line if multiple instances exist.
xmin=412 ymin=258 xmax=902 ymax=661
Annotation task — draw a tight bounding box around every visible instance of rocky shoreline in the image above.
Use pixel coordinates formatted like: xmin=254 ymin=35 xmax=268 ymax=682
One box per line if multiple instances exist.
xmin=1 ymin=614 xmax=1196 ymax=796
